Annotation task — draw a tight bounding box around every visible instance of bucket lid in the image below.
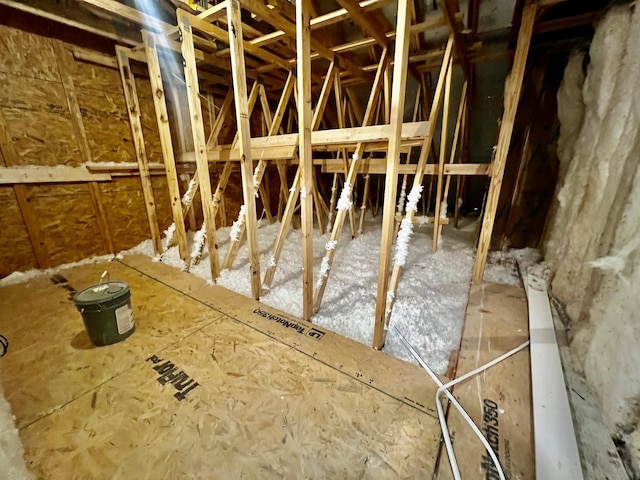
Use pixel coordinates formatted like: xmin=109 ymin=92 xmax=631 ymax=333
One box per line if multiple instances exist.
xmin=73 ymin=281 xmax=130 ymax=306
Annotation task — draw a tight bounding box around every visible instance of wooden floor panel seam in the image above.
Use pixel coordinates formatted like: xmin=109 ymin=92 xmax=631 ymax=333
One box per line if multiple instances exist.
xmin=116 ymin=258 xmax=439 ymax=420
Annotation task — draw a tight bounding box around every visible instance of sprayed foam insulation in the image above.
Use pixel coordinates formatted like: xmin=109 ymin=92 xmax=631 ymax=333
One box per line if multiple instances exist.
xmin=544 ymin=4 xmax=640 ymax=473
xmin=220 ymin=171 xmax=245 ymax=227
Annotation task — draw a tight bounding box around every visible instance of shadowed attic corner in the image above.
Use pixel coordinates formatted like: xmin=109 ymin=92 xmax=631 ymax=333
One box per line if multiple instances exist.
xmin=0 ymin=0 xmax=634 ymax=478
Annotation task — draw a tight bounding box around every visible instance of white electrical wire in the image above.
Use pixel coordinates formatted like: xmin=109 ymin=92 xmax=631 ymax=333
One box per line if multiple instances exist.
xmin=436 ymin=341 xmax=530 ymax=480
xmin=393 ymin=328 xmax=463 ymax=478
xmin=393 ymin=326 xmax=529 ymax=480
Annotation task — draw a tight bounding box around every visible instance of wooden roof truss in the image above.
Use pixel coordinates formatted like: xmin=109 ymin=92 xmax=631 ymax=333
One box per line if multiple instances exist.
xmin=106 ymin=0 xmax=540 ymax=348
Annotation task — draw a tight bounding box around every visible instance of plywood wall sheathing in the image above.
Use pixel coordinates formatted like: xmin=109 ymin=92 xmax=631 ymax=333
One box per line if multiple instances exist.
xmin=0 ymin=104 xmax=51 ymax=269
xmin=29 ymin=184 xmax=105 ymax=266
xmin=0 ymin=69 xmax=77 ymax=167
xmin=0 ymin=22 xmax=174 ymax=278
xmin=0 ymin=186 xmax=38 ymax=272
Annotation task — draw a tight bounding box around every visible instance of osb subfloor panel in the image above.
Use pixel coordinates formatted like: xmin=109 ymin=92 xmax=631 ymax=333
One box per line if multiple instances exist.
xmin=435 ymin=283 xmax=534 ymax=480
xmin=0 ymin=254 xmax=442 ymax=479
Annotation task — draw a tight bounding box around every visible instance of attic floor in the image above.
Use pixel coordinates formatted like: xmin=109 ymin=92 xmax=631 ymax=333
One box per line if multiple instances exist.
xmin=0 ymin=254 xmax=532 ymax=478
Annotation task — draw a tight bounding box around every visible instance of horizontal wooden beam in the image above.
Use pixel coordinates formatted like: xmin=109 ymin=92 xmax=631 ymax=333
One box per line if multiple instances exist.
xmin=245 ymin=121 xmax=429 ymax=147
xmin=179 ymin=145 xmax=298 ymax=163
xmin=0 ymin=0 xmax=139 ymax=46
xmin=537 ymin=0 xmax=568 ymax=7
xmin=86 ymin=162 xmax=190 ymax=176
xmin=319 ymin=159 xmax=491 ymax=175
xmin=312 ymin=121 xmax=429 ymax=145
xmin=177 ymin=122 xmax=429 ymax=162
xmin=329 ymin=17 xmax=447 ymax=55
xmin=179 ymin=145 xmax=415 ymax=163
xmin=0 ymin=166 xmax=112 ymax=184
xmin=86 ymin=162 xmax=165 ymax=171
xmin=274 ymin=122 xmax=427 ymax=148
xmin=242 ymin=0 xmax=335 ymax=61
xmin=335 ymin=0 xmax=388 ymax=47
xmin=74 ymin=46 xmax=233 ymax=87
xmin=73 ymin=47 xmax=118 ymax=69
xmin=79 ymin=0 xmax=173 ymax=33
xmin=533 ymin=11 xmax=600 ymax=35
xmin=249 ymin=0 xmax=392 ymax=50
xmin=181 ymin=11 xmax=292 ymax=71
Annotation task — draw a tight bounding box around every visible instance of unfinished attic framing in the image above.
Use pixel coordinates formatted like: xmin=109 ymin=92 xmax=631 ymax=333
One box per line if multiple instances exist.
xmin=2 ymin=0 xmax=631 ymax=478
xmin=105 ymin=0 xmax=506 ymax=347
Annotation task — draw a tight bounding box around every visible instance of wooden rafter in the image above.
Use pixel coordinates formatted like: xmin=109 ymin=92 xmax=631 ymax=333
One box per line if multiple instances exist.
xmin=0 ymin=0 xmax=139 ymax=45
xmin=240 ymin=0 xmax=392 ymax=50
xmin=472 ymin=4 xmax=536 ymax=281
xmin=312 ymin=48 xmax=390 ymax=314
xmin=261 ymin=61 xmax=338 ymax=295
xmin=296 ymin=0 xmax=314 ymax=320
xmin=223 ymin=0 xmax=262 ymax=299
xmin=240 ymin=0 xmax=365 ymax=79
xmin=222 ymin=73 xmax=295 ymax=271
xmin=438 ymin=0 xmax=469 ymax=76
xmin=373 ymin=35 xmax=454 ymax=349
xmin=183 ymin=12 xmax=292 ymax=71
xmin=142 ymin=31 xmax=190 ymax=265
xmin=80 ymin=0 xmax=172 ymax=32
xmin=372 ymin=0 xmax=413 ymax=349
xmin=431 ymin=59 xmax=454 ymax=252
xmin=178 ymin=11 xmax=221 ymax=277
xmin=334 ymin=0 xmax=388 ymax=47
xmin=116 ymin=46 xmax=163 ymax=256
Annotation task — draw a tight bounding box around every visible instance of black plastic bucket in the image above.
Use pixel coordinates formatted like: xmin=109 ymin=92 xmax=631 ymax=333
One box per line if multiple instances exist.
xmin=72 ymin=281 xmax=135 ymax=346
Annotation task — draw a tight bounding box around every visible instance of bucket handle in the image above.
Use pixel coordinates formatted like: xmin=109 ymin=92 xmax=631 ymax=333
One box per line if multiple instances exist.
xmin=98 ymin=270 xmax=109 ymax=288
